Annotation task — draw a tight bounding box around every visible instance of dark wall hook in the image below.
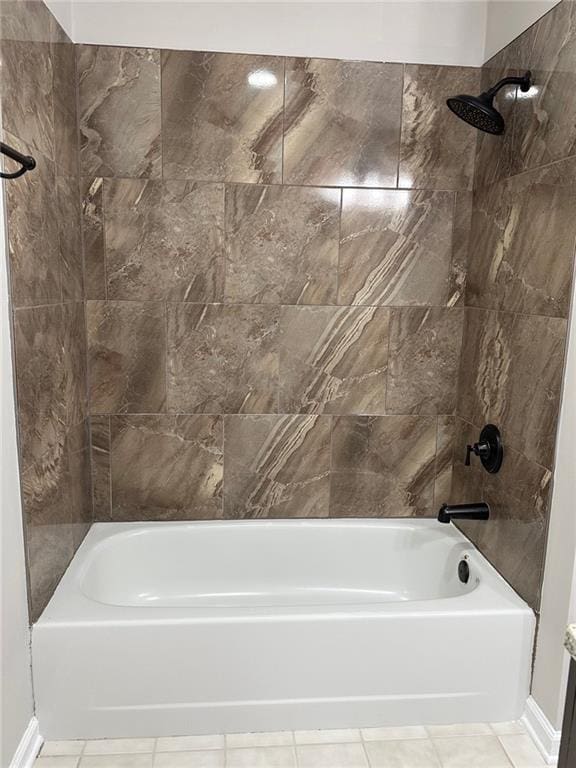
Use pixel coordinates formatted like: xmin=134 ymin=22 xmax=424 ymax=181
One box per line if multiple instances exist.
xmin=0 ymin=141 xmax=36 ymax=179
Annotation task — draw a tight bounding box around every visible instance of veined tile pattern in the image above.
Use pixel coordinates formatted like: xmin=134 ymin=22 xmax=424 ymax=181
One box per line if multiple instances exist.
xmin=338 ymin=188 xmax=455 ymax=307
xmin=330 ymin=415 xmax=438 ymax=517
xmin=161 ymin=50 xmax=284 ymax=182
xmin=467 ymin=156 xmax=576 ymax=317
xmin=400 ymin=65 xmax=480 ymax=191
xmin=224 ymin=415 xmax=331 ymax=518
xmin=387 ymin=308 xmax=464 ymax=415
xmin=225 ymin=184 xmax=340 ymax=305
xmin=87 ymin=301 xmax=166 ymax=415
xmin=284 ymin=58 xmax=403 ymax=188
xmin=167 ymin=303 xmax=280 ymax=414
xmin=104 ymin=179 xmax=225 ymax=301
xmin=77 ymin=45 xmax=161 ymax=178
xmin=279 ymin=305 xmax=389 ymax=414
xmin=109 ymin=416 xmax=223 ymax=521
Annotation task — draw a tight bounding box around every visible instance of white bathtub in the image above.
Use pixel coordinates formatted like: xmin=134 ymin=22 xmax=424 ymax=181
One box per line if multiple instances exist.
xmin=33 ymin=519 xmax=535 ymax=739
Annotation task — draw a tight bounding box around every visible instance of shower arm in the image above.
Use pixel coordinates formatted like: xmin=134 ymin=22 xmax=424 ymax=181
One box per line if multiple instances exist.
xmin=483 ymin=71 xmax=532 ymax=100
xmin=0 ymin=141 xmax=36 ymax=179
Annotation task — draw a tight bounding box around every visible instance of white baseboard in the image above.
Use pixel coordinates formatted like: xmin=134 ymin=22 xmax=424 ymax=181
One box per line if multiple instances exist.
xmin=522 ymin=696 xmax=561 ymax=766
xmin=9 ymin=717 xmax=43 ymax=768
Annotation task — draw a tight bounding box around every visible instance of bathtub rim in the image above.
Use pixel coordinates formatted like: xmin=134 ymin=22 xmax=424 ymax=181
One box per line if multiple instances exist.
xmin=35 ymin=518 xmax=534 ymax=626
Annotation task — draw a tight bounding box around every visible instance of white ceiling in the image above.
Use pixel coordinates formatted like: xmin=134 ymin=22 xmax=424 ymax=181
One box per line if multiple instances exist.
xmin=45 ymin=0 xmax=557 ymax=67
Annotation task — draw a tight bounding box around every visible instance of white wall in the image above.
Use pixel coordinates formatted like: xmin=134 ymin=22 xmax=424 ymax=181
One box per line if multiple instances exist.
xmin=0 ymin=179 xmax=34 ymax=763
xmin=484 ymin=0 xmax=558 ymax=62
xmin=45 ymin=0 xmax=561 ymax=67
xmin=531 ymin=263 xmax=576 ymax=730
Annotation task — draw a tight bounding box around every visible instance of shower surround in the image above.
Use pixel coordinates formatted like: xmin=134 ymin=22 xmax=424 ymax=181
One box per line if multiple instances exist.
xmin=3 ymin=0 xmax=575 ymax=623
xmin=82 ymin=50 xmax=477 ymax=529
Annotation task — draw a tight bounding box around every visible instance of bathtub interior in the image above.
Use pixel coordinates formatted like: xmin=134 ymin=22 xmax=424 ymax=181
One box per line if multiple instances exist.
xmin=78 ymin=520 xmax=480 ymax=609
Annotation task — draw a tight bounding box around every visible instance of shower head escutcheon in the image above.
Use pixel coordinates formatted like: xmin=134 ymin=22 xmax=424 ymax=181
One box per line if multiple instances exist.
xmin=446 ymin=70 xmax=532 ymax=135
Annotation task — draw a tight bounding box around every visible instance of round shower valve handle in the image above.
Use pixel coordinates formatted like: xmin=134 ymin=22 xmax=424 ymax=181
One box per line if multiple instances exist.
xmin=465 ymin=424 xmax=504 ymax=474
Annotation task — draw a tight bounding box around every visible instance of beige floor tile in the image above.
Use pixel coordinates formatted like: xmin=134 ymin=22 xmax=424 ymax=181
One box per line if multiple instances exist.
xmin=80 ymin=756 xmax=153 ymax=768
xmin=296 ymin=743 xmax=368 ymax=768
xmin=364 ymin=739 xmax=440 ymax=767
xmin=426 ymin=724 xmax=493 ymax=738
xmin=153 ymin=751 xmax=224 ymax=768
xmin=35 ymin=759 xmax=80 ymax=768
xmin=498 ymin=734 xmax=546 ymax=767
xmin=226 ymin=746 xmax=297 ymax=767
xmin=433 ymin=735 xmax=512 ymax=767
xmin=491 ymin=722 xmax=526 ymax=736
xmin=225 ymin=731 xmax=293 ymax=748
xmin=42 ymin=742 xmax=85 ymax=757
xmin=294 ymin=729 xmax=362 ymax=745
xmin=361 ymin=726 xmax=428 ymax=741
xmin=84 ymin=740 xmax=155 ymax=755
xmin=156 ymin=736 xmax=224 ymax=752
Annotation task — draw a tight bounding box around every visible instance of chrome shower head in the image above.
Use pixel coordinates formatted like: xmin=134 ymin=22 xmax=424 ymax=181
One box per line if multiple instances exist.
xmin=446 ymin=70 xmax=532 ymax=135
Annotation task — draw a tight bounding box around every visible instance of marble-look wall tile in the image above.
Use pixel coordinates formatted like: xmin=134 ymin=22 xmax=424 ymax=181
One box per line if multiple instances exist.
xmin=449 ymin=191 xmax=472 ymax=307
xmin=513 ymin=0 xmax=576 ymax=174
xmin=0 ymin=0 xmax=64 ymax=43
xmin=434 ymin=415 xmax=455 ymax=507
xmin=1 ymin=40 xmax=54 ymax=159
xmin=67 ymin=419 xmax=93 ymax=548
xmin=224 ymin=414 xmax=330 ymax=518
xmin=400 ymin=65 xmax=480 ymax=191
xmin=162 ymin=50 xmax=283 ymax=183
xmin=52 ymin=37 xmax=79 ymax=176
xmin=25 ymin=519 xmax=75 ymax=622
xmin=104 ymin=179 xmax=225 ymax=301
xmin=57 ymin=175 xmax=83 ymax=301
xmin=5 ymin=132 xmax=61 ymax=306
xmin=467 ymin=156 xmax=576 ymax=317
xmin=338 ymin=188 xmax=455 ymax=307
xmin=77 ymin=45 xmax=161 ymax=178
xmin=90 ymin=415 xmax=111 ymax=520
xmin=284 ymin=59 xmax=402 ymax=187
xmin=457 ymin=308 xmax=566 ymax=469
xmin=110 ymin=415 xmax=223 ymax=520
xmin=330 ymin=415 xmax=437 ymax=517
xmin=387 ymin=307 xmax=464 ymax=414
xmin=457 ymin=445 xmax=551 ymax=610
xmin=167 ymin=303 xmax=279 ymax=414
xmin=279 ymin=305 xmax=389 ymax=414
xmin=225 ymin=184 xmax=340 ymax=305
xmin=81 ymin=177 xmax=106 ymax=300
xmin=449 ymin=417 xmax=484 ymax=506
xmin=87 ymin=300 xmax=166 ymax=414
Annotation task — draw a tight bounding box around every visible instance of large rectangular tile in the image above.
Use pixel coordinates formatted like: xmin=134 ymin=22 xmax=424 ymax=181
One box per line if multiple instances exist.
xmin=456 ymin=308 xmax=566 ymax=469
xmin=400 ymin=65 xmax=480 ymax=191
xmin=161 ymin=50 xmax=283 ymax=182
xmin=512 ymin=0 xmax=576 ymax=174
xmin=339 ymin=189 xmax=455 ymax=307
xmin=90 ymin=415 xmax=111 ymax=521
xmin=56 ymin=175 xmax=83 ymax=302
xmin=52 ymin=36 xmax=79 ymax=176
xmin=167 ymin=303 xmax=279 ymax=414
xmin=294 ymin=730 xmax=360 ymax=745
xmin=5 ymin=132 xmax=61 ymax=306
xmin=81 ymin=177 xmax=106 ymax=300
xmin=224 ymin=414 xmax=331 ymax=518
xmin=284 ymin=58 xmax=402 ymax=187
xmin=77 ymin=45 xmax=161 ymax=178
xmin=226 ymin=746 xmax=295 ymax=768
xmin=87 ymin=300 xmax=166 ymax=414
xmin=154 ymin=752 xmax=223 ymax=768
xmin=364 ymin=738 xmax=440 ymax=767
xmin=296 ymin=743 xmax=368 ymax=768
xmin=1 ymin=38 xmax=54 ymax=159
xmin=156 ymin=735 xmax=224 ymax=752
xmin=432 ymin=735 xmax=512 ymax=767
xmin=386 ymin=308 xmax=464 ymax=415
xmin=84 ymin=739 xmax=155 ymax=755
xmin=467 ymin=157 xmax=576 ymax=317
xmin=279 ymin=305 xmax=389 ymax=414
xmin=110 ymin=415 xmax=223 ymax=520
xmin=104 ymin=179 xmax=225 ymax=302
xmin=329 ymin=415 xmax=437 ymax=517
xmin=225 ymin=184 xmax=340 ymax=305
xmin=458 ymin=445 xmax=551 ymax=610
